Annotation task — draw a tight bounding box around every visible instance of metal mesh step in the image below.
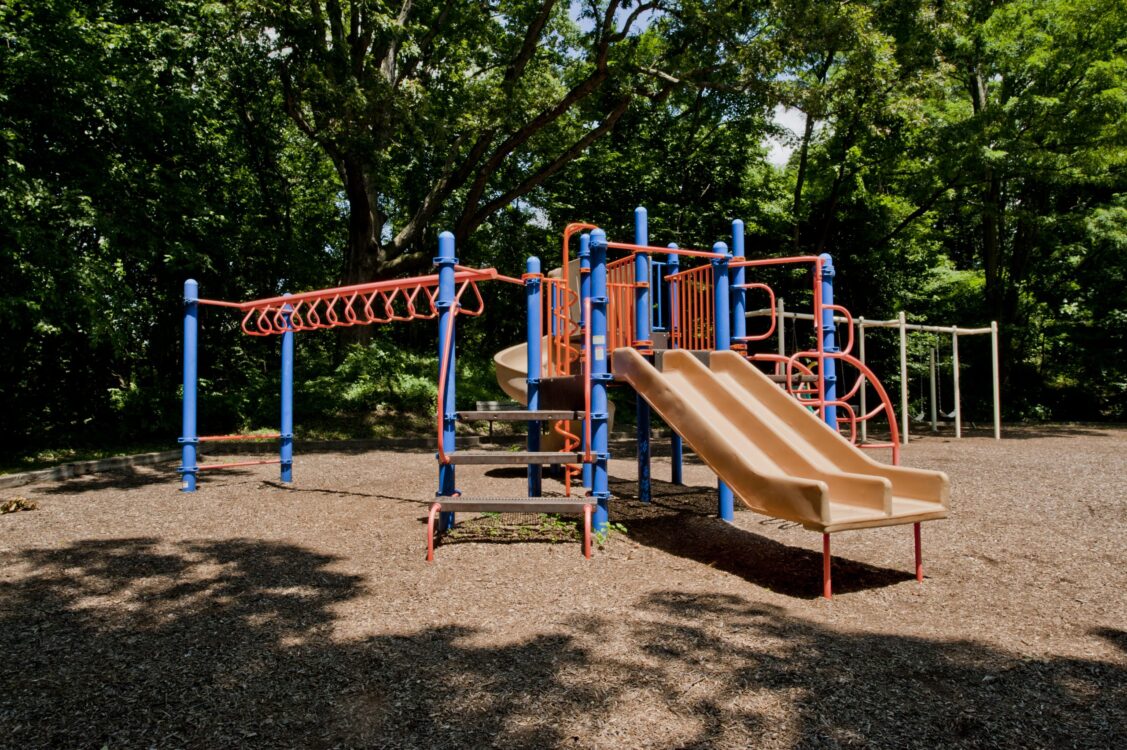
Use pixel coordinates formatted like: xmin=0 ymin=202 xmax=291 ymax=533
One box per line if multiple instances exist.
xmin=457 ymin=410 xmax=581 ymax=421
xmin=431 ymin=497 xmax=592 ymax=513
xmin=445 ymin=451 xmax=585 ymax=465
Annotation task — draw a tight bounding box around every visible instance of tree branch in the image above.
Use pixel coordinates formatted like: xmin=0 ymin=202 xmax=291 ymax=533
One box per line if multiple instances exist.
xmin=502 ymin=1 xmax=557 ymax=92
xmin=457 ymin=95 xmax=637 ymax=238
xmin=876 ymin=177 xmax=964 ymax=248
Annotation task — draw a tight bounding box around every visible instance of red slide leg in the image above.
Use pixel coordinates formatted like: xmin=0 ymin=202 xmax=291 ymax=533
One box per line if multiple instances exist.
xmin=914 ymin=522 xmax=923 ymax=582
xmin=426 ymin=503 xmax=442 ymax=562
xmin=822 ymin=533 xmax=832 ymax=599
xmin=583 ymin=504 xmax=592 ymax=559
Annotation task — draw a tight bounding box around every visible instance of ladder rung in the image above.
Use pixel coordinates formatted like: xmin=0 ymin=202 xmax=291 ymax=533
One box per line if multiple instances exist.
xmin=457 ymin=410 xmax=581 ymax=421
xmin=445 ymin=451 xmax=585 ymax=465
xmin=431 ymin=497 xmax=592 ymax=514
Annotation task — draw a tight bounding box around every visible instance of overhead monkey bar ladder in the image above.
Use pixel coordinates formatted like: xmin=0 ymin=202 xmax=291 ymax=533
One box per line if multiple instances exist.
xmin=179 ymin=263 xmax=499 ymax=492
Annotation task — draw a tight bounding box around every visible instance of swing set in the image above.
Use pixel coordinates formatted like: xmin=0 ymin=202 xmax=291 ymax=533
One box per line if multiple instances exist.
xmin=746 ymin=304 xmax=1001 ymax=443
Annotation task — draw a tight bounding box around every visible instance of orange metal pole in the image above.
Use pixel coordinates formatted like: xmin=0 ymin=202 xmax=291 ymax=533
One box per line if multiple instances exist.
xmin=823 ymin=533 xmax=832 ymax=599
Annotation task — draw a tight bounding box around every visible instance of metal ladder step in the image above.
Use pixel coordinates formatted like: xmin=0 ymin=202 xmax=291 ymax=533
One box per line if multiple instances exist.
xmin=457 ymin=409 xmax=582 ymax=421
xmin=445 ymin=451 xmax=585 ymax=465
xmin=431 ymin=496 xmax=592 ymax=514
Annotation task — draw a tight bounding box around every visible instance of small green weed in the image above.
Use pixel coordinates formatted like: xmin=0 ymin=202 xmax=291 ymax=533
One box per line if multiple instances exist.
xmin=594 ymin=521 xmax=628 ymax=546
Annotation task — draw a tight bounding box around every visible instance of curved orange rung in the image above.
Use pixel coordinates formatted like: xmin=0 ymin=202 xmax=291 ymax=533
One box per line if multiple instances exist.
xmin=455 ymin=281 xmax=486 ymax=316
xmin=736 ymin=283 xmax=777 ymax=342
xmin=406 ymin=285 xmax=438 ymax=320
xmin=824 ymin=399 xmax=858 ymax=444
xmin=823 ymin=304 xmax=855 ymax=355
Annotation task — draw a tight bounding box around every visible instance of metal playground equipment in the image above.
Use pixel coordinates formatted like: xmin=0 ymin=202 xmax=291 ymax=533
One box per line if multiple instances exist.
xmin=179 ymin=208 xmax=951 ymax=598
xmin=747 ymin=303 xmax=1001 ymax=443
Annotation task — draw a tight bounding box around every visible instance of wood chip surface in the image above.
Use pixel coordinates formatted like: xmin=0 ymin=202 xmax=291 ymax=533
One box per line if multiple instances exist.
xmin=1 ymin=426 xmax=1124 ymax=748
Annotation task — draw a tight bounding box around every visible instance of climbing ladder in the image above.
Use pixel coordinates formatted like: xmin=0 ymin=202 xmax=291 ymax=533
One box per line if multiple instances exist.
xmin=427 ymin=241 xmax=596 ymax=561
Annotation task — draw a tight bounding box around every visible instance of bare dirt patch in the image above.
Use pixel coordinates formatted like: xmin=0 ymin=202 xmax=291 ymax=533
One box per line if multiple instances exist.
xmin=1 ymin=426 xmax=1124 ymax=748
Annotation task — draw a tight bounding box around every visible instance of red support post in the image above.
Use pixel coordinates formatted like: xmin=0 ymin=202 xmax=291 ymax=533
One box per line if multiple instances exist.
xmin=426 ymin=503 xmax=442 ymax=562
xmin=914 ymin=522 xmax=923 ymax=582
xmin=583 ymin=504 xmax=593 ymax=559
xmin=823 ymin=533 xmax=832 ymax=599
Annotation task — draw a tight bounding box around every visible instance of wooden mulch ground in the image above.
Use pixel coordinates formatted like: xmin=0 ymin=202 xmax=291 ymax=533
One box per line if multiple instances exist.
xmin=1 ymin=425 xmax=1124 ymax=748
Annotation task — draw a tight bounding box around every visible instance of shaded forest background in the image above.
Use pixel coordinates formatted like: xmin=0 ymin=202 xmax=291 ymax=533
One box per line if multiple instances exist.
xmin=2 ymin=0 xmax=1124 ymax=458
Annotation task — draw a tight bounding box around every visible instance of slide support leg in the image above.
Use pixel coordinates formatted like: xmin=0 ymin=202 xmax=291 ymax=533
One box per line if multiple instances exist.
xmin=823 ymin=533 xmax=832 ymax=600
xmin=914 ymin=522 xmax=923 ymax=582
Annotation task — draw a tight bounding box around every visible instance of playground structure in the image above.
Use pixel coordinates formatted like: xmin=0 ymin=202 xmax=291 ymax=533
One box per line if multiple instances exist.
xmin=178 ymin=208 xmax=949 ymax=598
xmin=747 ymin=303 xmax=1001 ymax=443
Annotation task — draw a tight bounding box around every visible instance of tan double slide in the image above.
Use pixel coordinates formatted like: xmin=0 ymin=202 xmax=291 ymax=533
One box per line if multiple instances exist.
xmin=613 ymin=348 xmax=949 ymax=533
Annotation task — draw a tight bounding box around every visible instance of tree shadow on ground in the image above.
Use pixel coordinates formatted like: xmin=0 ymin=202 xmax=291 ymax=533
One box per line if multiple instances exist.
xmin=608 ymin=477 xmax=915 ymax=599
xmin=1 ymin=539 xmax=1123 ymax=748
xmin=35 ymin=466 xmax=184 ymax=495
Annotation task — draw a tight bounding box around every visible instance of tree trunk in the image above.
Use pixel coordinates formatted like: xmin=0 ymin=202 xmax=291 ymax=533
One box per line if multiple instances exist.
xmin=340 ymin=157 xmax=384 ymax=345
xmin=792 ymin=110 xmax=817 ymax=252
xmin=792 ymin=50 xmax=836 ymax=253
xmin=968 ymin=68 xmax=1004 ymax=324
xmin=342 ymin=157 xmax=382 ymax=286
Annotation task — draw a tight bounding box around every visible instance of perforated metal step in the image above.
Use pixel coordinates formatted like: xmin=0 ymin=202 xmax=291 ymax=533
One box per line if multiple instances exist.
xmin=431 ymin=497 xmax=592 ymax=513
xmin=445 ymin=451 xmax=585 ymax=465
xmin=457 ymin=410 xmax=581 ymax=421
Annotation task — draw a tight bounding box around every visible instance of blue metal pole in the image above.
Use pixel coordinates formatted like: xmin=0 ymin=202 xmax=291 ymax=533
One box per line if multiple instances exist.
xmin=666 ymin=245 xmax=683 ymax=485
xmin=436 ymin=232 xmax=458 ymax=530
xmin=526 ymin=255 xmax=543 ymax=497
xmin=280 ymin=295 xmax=294 ymax=483
xmin=820 ymin=253 xmax=839 ymax=431
xmin=589 ymin=229 xmax=611 ymax=533
xmin=579 ymin=234 xmax=593 ymax=489
xmin=731 ymin=220 xmax=747 ymax=349
xmin=179 ymin=279 xmax=199 ymax=492
xmin=713 ymin=242 xmax=735 ymax=522
xmin=634 ymin=207 xmax=652 ymax=504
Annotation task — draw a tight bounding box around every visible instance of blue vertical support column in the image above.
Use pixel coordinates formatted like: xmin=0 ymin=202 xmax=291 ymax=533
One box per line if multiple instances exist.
xmin=280 ymin=295 xmax=294 ymax=483
xmin=436 ymin=232 xmax=458 ymax=530
xmin=525 ymin=256 xmax=543 ymax=497
xmin=819 ymin=253 xmax=839 ymax=431
xmin=713 ymin=242 xmax=735 ymax=522
xmin=179 ymin=279 xmax=199 ymax=492
xmin=578 ymin=234 xmax=593 ymax=489
xmin=589 ymin=229 xmax=612 ymax=533
xmin=731 ymin=220 xmax=747 ymax=351
xmin=633 ymin=207 xmax=652 ymax=504
xmin=666 ymin=245 xmax=683 ymax=485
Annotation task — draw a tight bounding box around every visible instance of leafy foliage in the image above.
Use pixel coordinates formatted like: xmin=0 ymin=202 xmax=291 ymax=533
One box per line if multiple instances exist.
xmin=1 ymin=0 xmax=1125 ymax=458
